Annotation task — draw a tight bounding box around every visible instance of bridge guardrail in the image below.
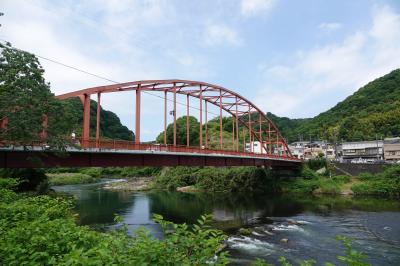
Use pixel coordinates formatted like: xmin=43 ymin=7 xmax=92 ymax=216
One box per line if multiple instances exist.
xmin=0 ymin=138 xmax=301 ymax=162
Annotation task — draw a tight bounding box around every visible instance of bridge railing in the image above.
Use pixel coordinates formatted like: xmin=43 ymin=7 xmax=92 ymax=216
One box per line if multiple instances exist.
xmin=0 ymin=138 xmax=301 ymax=162
xmin=77 ymin=138 xmax=300 ymax=161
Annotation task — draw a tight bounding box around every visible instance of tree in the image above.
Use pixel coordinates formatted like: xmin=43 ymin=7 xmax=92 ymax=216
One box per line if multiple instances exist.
xmin=156 ymin=116 xmax=200 ymax=146
xmin=0 ymin=43 xmax=74 ymax=149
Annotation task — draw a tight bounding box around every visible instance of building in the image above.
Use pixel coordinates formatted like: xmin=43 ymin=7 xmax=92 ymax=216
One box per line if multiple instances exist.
xmin=384 ymin=137 xmax=400 ymax=162
xmin=245 ymin=141 xmax=265 ymax=154
xmin=288 ymin=141 xmax=309 ymax=159
xmin=303 ymin=147 xmax=324 ymax=160
xmin=245 ymin=141 xmax=285 ymax=155
xmin=340 ymin=140 xmax=383 ymax=162
xmin=289 ymin=141 xmax=336 ymax=160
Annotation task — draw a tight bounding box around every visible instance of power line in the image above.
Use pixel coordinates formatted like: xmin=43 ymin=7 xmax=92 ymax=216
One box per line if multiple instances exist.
xmin=0 ymin=39 xmax=221 ymax=117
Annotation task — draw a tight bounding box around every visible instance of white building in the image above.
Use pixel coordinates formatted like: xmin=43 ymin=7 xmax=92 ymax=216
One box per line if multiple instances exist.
xmin=288 ymin=141 xmax=335 ymax=160
xmin=245 ymin=141 xmax=265 ymax=154
xmin=288 ymin=141 xmax=309 ymax=159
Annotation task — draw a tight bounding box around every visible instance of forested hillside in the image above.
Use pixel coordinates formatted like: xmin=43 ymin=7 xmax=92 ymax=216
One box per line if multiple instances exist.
xmin=62 ymin=98 xmax=134 ymax=141
xmin=269 ymin=69 xmax=400 ymax=142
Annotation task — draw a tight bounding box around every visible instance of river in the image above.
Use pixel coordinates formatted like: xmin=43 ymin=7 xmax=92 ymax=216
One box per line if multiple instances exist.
xmin=53 ymin=179 xmax=400 ymax=265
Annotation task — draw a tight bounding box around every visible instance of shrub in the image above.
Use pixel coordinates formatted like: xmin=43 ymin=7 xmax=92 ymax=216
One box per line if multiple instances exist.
xmin=0 ymin=169 xmax=49 ymax=192
xmin=155 ymin=167 xmax=201 ymax=190
xmin=47 ymin=173 xmax=97 ymax=185
xmin=79 ymin=167 xmax=103 ymax=178
xmin=358 ymin=172 xmax=374 ymax=181
xmin=281 ymin=178 xmax=320 ymax=194
xmin=307 ymin=158 xmax=327 ymax=171
xmin=352 ymin=165 xmax=400 ymax=197
xmin=0 ymin=188 xmax=229 ymax=265
xmin=318 ymin=179 xmax=341 ymax=194
xmin=332 ymin=175 xmax=351 ymax=184
xmin=301 ymin=167 xmax=320 ymax=179
xmin=120 ymin=167 xmax=161 ymax=177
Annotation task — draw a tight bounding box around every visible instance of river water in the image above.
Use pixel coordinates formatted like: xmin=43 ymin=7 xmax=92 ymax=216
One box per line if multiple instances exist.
xmin=53 ymin=179 xmax=400 ymax=265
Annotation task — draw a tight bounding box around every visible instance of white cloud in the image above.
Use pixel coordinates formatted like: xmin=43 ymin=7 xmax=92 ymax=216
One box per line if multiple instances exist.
xmin=240 ymin=0 xmax=277 ymax=17
xmin=318 ymin=22 xmax=342 ymax=31
xmin=204 ymin=24 xmax=242 ymax=46
xmin=255 ymin=5 xmax=400 ymax=117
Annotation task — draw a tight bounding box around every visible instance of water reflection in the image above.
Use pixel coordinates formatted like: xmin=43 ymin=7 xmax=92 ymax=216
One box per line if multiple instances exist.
xmin=53 ymin=180 xmax=400 ymax=265
xmin=53 ymin=181 xmax=136 ymax=225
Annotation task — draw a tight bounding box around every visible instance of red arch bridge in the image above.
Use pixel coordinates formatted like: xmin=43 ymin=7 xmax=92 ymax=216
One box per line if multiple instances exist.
xmin=0 ymin=79 xmax=301 ymax=169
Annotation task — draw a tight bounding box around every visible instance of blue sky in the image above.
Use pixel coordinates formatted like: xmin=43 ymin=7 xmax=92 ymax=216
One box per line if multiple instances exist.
xmin=2 ymin=0 xmax=400 ymax=141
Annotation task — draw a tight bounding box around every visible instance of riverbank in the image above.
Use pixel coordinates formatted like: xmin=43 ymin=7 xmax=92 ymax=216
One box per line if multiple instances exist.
xmin=279 ymin=164 xmax=400 ymax=198
xmin=45 ymin=167 xmax=160 ymax=186
xmin=45 ymin=162 xmax=400 ymax=198
xmin=103 ymin=176 xmax=154 ymax=191
xmin=47 ymin=173 xmax=99 ymax=185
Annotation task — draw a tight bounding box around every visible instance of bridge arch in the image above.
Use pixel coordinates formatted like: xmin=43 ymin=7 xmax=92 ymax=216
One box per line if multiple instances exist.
xmin=57 ymin=79 xmax=293 ymax=158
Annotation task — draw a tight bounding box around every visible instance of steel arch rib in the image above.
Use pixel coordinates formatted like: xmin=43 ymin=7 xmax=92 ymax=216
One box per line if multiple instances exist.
xmin=56 ymin=79 xmax=293 ymax=157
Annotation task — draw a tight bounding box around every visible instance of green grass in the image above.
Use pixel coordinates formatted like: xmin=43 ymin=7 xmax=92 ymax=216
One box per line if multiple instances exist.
xmin=351 ymin=165 xmax=400 ymax=197
xmin=280 ymin=172 xmax=350 ymax=195
xmin=47 ymin=173 xmax=98 ymax=185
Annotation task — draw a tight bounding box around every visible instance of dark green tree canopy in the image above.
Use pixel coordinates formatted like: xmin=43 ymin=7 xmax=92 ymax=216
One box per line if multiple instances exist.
xmin=0 ymin=43 xmax=74 ymax=149
xmin=156 ymin=116 xmax=200 ymax=146
xmin=61 ymin=98 xmax=134 ymax=141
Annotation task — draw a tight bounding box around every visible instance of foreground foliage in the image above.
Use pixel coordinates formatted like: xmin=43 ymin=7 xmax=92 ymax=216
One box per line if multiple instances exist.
xmin=0 ymin=182 xmax=229 ymax=265
xmin=0 ymin=178 xmax=374 ymax=265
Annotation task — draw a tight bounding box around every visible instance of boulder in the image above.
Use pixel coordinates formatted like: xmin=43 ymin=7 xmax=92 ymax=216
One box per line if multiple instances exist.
xmin=280 ymin=238 xmax=289 ymax=244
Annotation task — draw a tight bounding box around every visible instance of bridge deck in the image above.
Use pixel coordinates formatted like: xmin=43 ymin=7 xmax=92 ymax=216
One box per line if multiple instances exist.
xmin=0 ymin=145 xmax=301 ymax=169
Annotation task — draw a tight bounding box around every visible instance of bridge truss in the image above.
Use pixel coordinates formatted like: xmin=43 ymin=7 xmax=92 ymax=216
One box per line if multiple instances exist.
xmin=56 ymin=80 xmax=295 ymax=159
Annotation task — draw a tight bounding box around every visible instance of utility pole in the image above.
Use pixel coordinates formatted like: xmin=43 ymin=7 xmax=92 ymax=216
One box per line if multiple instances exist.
xmin=376 ymin=133 xmax=379 ymax=161
xmin=333 ymin=128 xmax=337 ymax=160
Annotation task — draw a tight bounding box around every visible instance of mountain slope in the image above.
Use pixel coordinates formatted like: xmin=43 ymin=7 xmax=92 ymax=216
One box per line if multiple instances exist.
xmin=62 ymin=98 xmax=134 ymax=140
xmin=271 ymin=69 xmax=400 ymax=142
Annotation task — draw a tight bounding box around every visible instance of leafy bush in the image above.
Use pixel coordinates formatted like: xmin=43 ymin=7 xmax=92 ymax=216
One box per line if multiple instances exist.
xmin=155 ymin=167 xmax=200 ymax=190
xmin=47 ymin=173 xmax=97 ymax=185
xmin=332 ymin=175 xmax=351 ymax=184
xmin=0 ymin=168 xmax=48 ymax=192
xmin=358 ymin=172 xmax=375 ymax=181
xmin=336 ymin=235 xmax=370 ymax=266
xmin=0 ymin=188 xmax=229 ymax=265
xmin=0 ymin=178 xmax=19 ymax=189
xmin=281 ymin=178 xmax=320 ymax=194
xmin=307 ymin=158 xmax=327 ymax=171
xmin=301 ymin=167 xmax=320 ymax=179
xmin=79 ymin=167 xmax=103 ymax=178
xmin=155 ymin=167 xmax=270 ymax=192
xmin=119 ymin=167 xmax=161 ymax=177
xmin=281 ymin=170 xmax=345 ymax=195
xmin=318 ymin=179 xmax=341 ymax=194
xmin=352 ymin=165 xmax=400 ymax=197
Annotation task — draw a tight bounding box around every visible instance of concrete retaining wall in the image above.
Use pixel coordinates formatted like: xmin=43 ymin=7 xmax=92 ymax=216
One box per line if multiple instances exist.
xmin=333 ymin=162 xmax=386 ymax=176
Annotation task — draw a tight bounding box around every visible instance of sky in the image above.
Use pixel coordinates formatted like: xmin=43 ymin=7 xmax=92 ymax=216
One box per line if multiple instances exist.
xmin=1 ymin=0 xmax=400 ymax=141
